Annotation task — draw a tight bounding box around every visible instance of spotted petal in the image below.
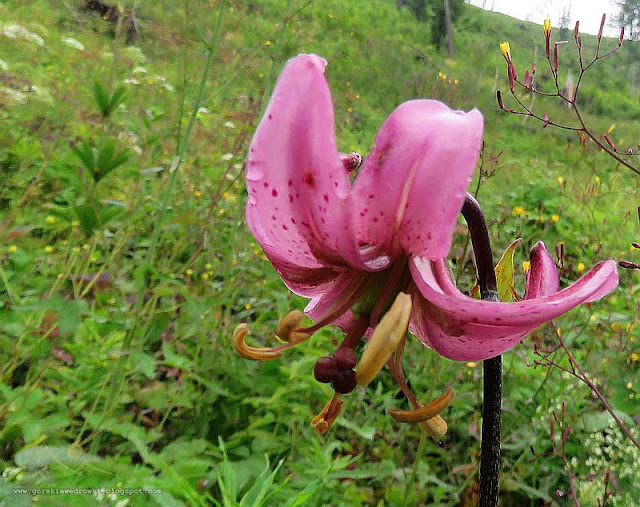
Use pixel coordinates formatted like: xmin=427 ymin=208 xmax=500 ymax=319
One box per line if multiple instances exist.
xmin=246 ymin=54 xmax=368 ymax=285
xmin=408 ymin=245 xmax=618 ymax=360
xmin=353 ymin=100 xmax=483 ymax=260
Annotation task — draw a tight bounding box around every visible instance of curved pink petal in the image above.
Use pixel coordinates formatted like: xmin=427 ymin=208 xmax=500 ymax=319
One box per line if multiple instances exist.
xmin=353 ymin=101 xmax=483 ymax=259
xmin=409 ymin=255 xmax=618 ymax=360
xmin=304 ymin=270 xmax=370 ymax=322
xmin=246 ymin=54 xmax=368 ymax=274
xmin=524 ymin=241 xmax=559 ymax=298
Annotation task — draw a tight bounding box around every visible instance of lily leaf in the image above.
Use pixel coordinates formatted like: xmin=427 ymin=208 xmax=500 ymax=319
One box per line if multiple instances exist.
xmin=495 ymin=238 xmax=521 ymax=302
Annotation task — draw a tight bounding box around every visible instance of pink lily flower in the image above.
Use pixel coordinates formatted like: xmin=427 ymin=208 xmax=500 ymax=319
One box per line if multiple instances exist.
xmin=237 ymin=54 xmax=617 ymax=433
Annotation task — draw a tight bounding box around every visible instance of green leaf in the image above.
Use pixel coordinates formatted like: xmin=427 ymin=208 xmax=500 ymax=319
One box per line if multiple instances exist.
xmin=92 ymin=81 xmax=111 ymax=117
xmin=15 ymin=445 xmax=100 ymax=470
xmin=495 ymin=238 xmax=521 ymax=302
xmin=95 ymin=142 xmax=130 ymax=181
xmin=96 ymin=142 xmax=116 ymax=176
xmin=74 ymin=203 xmax=100 ymax=236
xmin=108 ymin=84 xmax=126 ymax=114
xmin=71 ymin=141 xmax=95 ymax=173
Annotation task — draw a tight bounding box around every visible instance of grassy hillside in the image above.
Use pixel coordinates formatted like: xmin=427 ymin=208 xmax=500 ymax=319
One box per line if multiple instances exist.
xmin=0 ymin=0 xmax=638 ymax=505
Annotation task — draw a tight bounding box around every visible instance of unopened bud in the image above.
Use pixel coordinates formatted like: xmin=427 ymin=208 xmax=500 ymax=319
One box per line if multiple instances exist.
xmin=543 ymin=112 xmax=550 ymax=128
xmin=508 ymin=62 xmax=516 ymax=92
xmin=619 ymin=260 xmax=640 ymax=269
xmin=497 ymin=90 xmax=506 ymax=111
xmin=628 ymin=147 xmax=633 ymax=155
xmin=605 ymin=134 xmax=616 ymax=150
xmin=619 ymin=26 xmax=625 ymax=46
xmin=544 ymin=19 xmax=551 ymax=60
xmin=573 ymin=21 xmax=579 ymax=39
xmin=598 ymin=14 xmax=606 ymax=40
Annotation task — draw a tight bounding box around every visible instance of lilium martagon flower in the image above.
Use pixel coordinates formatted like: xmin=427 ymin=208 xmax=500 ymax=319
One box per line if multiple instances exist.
xmin=233 ymin=54 xmax=619 ymax=436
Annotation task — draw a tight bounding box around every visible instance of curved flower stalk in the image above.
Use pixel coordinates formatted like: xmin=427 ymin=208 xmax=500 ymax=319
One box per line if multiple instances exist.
xmin=235 ymin=53 xmax=618 ymax=434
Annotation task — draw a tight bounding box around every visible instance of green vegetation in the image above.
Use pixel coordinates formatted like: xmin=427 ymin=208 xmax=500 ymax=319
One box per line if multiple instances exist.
xmin=0 ymin=0 xmax=638 ymax=505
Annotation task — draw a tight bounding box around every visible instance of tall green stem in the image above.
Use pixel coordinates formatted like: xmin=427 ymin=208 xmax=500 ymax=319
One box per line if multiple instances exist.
xmin=100 ymin=0 xmax=227 ymax=423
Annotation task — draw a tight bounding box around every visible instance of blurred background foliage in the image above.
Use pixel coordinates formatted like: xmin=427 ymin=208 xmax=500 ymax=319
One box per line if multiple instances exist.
xmin=0 ymin=0 xmax=638 ymax=505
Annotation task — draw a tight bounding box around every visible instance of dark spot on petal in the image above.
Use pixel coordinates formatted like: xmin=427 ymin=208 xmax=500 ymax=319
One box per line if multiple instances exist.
xmin=323 ymin=194 xmax=329 ymax=203
xmin=263 ymin=182 xmax=269 ymax=188
xmin=288 ymin=179 xmax=293 ymax=186
xmin=282 ymin=225 xmax=288 ymax=230
xmin=272 ymin=188 xmax=278 ymax=197
xmin=304 ymin=172 xmax=315 ymax=186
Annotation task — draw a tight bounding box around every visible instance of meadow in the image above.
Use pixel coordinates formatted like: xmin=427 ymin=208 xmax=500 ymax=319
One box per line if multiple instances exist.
xmin=0 ymin=0 xmax=638 ymax=505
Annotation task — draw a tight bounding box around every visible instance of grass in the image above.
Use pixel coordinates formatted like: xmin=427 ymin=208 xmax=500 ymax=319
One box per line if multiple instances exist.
xmin=0 ymin=0 xmax=638 ymax=505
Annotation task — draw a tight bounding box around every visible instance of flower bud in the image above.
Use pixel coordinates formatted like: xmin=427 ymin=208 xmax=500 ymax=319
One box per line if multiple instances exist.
xmin=598 ymin=14 xmax=606 ymax=40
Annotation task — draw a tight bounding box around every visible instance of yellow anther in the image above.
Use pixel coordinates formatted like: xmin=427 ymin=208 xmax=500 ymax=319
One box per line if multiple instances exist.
xmin=310 ymin=394 xmax=343 ymax=435
xmin=232 ymin=324 xmax=282 ymax=361
xmin=388 ymin=390 xmax=455 ymax=423
xmin=355 ymin=292 xmax=412 ymax=386
xmin=275 ymin=310 xmax=309 ymax=344
xmin=419 ymin=416 xmax=448 ymax=438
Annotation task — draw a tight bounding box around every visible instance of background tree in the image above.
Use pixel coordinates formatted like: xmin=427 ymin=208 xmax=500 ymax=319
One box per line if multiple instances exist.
xmin=615 ymin=0 xmax=640 ymax=40
xmin=398 ymin=0 xmax=464 ymax=51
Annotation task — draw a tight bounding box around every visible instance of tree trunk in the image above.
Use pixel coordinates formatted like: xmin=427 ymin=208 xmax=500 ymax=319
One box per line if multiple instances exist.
xmin=444 ymin=0 xmax=454 ymax=57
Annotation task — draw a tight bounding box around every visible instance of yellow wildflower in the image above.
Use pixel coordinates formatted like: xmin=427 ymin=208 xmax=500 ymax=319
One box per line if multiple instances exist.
xmin=499 ymin=42 xmax=511 ymax=61
xmin=551 ymin=214 xmax=560 ymax=223
xmin=577 ymin=262 xmax=585 ymax=273
xmin=512 ymin=206 xmax=525 ymax=216
xmin=45 ymin=216 xmax=56 ymax=225
xmin=8 ymin=245 xmax=18 ymax=253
